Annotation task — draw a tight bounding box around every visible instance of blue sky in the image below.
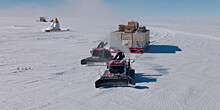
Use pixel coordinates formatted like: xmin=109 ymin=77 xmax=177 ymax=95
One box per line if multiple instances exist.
xmin=106 ymin=0 xmax=220 ymax=16
xmin=0 ymin=0 xmax=66 ymax=8
xmin=0 ymin=0 xmax=219 ymax=17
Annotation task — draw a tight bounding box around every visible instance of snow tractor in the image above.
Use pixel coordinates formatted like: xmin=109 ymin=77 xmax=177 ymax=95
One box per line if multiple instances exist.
xmin=81 ymin=42 xmax=113 ymax=66
xmin=95 ymin=52 xmax=135 ymax=88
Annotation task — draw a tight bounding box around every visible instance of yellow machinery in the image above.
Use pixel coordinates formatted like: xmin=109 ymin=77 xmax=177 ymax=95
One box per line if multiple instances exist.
xmin=128 ymin=21 xmax=139 ymax=31
xmin=118 ymin=21 xmax=139 ymax=32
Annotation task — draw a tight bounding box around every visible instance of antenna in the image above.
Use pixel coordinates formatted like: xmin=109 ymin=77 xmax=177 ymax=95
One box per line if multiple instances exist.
xmin=128 ymin=57 xmax=131 ymax=68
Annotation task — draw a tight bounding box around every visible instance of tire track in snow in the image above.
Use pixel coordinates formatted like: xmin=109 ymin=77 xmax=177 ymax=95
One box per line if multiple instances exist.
xmin=167 ymin=29 xmax=220 ymax=42
xmin=0 ymin=99 xmax=19 ymax=110
xmin=0 ymin=69 xmax=90 ymax=109
xmin=1 ymin=78 xmax=88 ymax=110
xmin=198 ymin=93 xmax=217 ymax=110
xmin=131 ymin=27 xmax=174 ymax=64
xmin=149 ymin=27 xmax=174 ymax=45
xmin=34 ymin=90 xmax=89 ymax=110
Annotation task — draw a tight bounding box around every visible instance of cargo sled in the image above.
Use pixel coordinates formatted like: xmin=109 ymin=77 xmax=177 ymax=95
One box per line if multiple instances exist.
xmin=110 ymin=21 xmax=150 ymax=54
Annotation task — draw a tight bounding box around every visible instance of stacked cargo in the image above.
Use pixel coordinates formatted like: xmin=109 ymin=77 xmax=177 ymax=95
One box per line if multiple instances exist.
xmin=110 ymin=21 xmax=150 ymax=53
xmin=36 ymin=17 xmax=47 ymax=22
xmin=118 ymin=25 xmax=125 ymax=32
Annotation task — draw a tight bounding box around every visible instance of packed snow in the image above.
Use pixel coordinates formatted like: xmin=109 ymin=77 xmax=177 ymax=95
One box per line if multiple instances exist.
xmin=0 ymin=17 xmax=220 ymax=110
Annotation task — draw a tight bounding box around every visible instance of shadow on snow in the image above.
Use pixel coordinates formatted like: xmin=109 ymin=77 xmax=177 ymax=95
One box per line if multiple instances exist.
xmin=143 ymin=45 xmax=182 ymax=53
xmin=133 ymin=45 xmax=178 ymax=89
xmin=134 ymin=73 xmax=162 ymax=89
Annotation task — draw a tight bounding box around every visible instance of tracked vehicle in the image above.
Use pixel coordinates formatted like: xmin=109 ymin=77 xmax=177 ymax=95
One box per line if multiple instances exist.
xmin=81 ymin=42 xmax=113 ymax=66
xmin=95 ymin=52 xmax=135 ymax=88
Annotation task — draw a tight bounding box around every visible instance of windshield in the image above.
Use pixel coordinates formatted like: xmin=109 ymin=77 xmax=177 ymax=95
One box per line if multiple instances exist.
xmin=92 ymin=50 xmax=103 ymax=57
xmin=128 ymin=22 xmax=134 ymax=25
xmin=109 ymin=65 xmax=124 ymax=74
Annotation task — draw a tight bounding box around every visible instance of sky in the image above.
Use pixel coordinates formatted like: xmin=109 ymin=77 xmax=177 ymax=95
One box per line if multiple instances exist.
xmin=0 ymin=0 xmax=66 ymax=8
xmin=106 ymin=0 xmax=220 ymax=17
xmin=0 ymin=0 xmax=219 ymax=17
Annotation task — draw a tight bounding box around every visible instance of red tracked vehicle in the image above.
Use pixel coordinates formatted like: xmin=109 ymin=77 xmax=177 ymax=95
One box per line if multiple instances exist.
xmin=81 ymin=42 xmax=113 ymax=66
xmin=95 ymin=52 xmax=135 ymax=88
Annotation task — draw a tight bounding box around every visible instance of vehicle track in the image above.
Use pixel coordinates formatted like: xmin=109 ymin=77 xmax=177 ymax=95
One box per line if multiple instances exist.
xmin=149 ymin=27 xmax=174 ymax=45
xmin=131 ymin=27 xmax=175 ymax=64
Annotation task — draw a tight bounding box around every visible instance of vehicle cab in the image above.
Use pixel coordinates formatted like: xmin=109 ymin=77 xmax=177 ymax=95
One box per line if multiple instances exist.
xmin=108 ymin=59 xmax=127 ymax=76
xmin=91 ymin=48 xmax=104 ymax=57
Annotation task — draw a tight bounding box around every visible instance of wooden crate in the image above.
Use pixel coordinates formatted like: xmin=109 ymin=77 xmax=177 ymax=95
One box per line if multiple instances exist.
xmin=111 ymin=30 xmax=150 ymax=49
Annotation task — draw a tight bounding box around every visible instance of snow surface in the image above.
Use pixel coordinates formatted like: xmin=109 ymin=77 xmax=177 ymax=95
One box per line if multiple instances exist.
xmin=0 ymin=17 xmax=220 ymax=110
